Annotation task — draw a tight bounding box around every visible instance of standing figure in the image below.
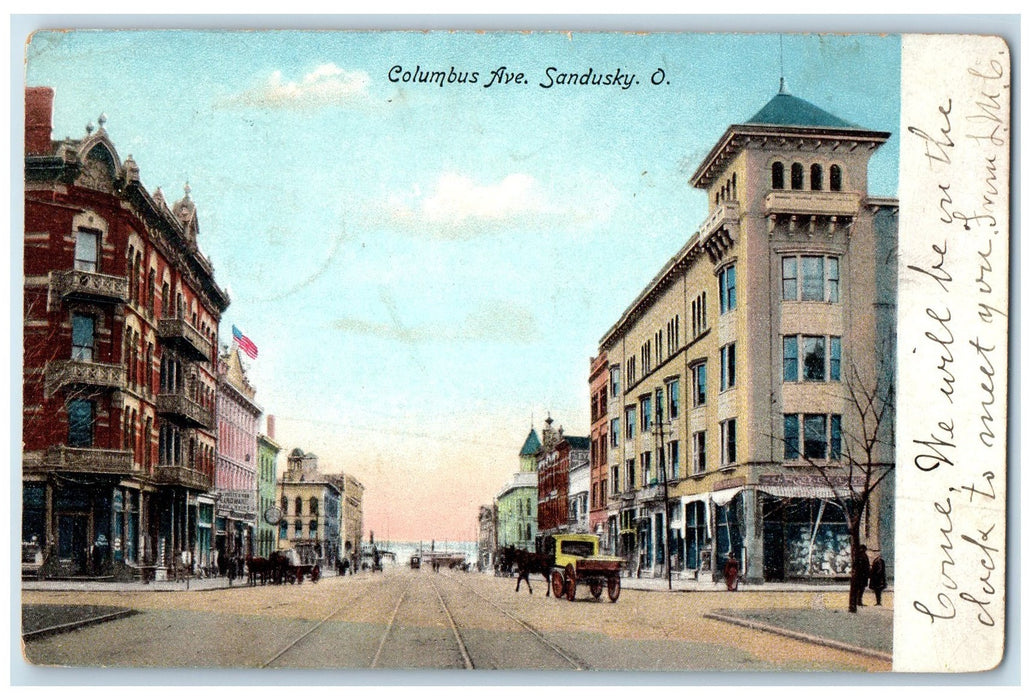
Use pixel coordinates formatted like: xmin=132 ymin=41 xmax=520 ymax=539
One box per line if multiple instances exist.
xmin=723 ymin=552 xmax=740 ymax=591
xmin=869 ymin=552 xmax=887 ymax=606
xmin=852 ymin=544 xmax=871 ymax=608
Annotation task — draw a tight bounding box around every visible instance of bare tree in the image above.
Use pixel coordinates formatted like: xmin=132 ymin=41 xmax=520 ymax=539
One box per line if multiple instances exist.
xmin=800 ymin=350 xmax=895 ymax=613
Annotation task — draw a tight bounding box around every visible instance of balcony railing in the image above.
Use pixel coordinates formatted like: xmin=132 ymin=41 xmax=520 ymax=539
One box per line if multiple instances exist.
xmin=156 ymin=390 xmax=214 ymax=429
xmin=25 ymin=445 xmax=135 ymax=475
xmin=639 ymin=483 xmax=664 ymax=502
xmin=44 ymin=359 xmax=126 ymax=398
xmin=763 ymin=190 xmax=861 ymax=218
xmin=50 ymin=269 xmax=129 ymax=304
xmin=698 ymin=201 xmax=741 ymax=241
xmin=157 ymin=318 xmax=211 ymax=362
xmin=153 ymin=464 xmax=212 ymax=491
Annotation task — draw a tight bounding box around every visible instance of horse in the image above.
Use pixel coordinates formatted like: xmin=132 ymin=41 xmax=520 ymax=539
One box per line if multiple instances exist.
xmin=500 ymin=546 xmax=552 ymax=596
xmin=246 ymin=556 xmax=271 ymax=585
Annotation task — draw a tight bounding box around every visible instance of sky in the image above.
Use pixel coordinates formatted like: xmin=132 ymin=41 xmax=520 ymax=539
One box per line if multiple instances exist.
xmin=22 ymin=30 xmax=901 ymax=542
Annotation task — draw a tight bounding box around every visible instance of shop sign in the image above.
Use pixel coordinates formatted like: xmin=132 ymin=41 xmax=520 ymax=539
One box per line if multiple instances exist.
xmin=217 ymin=490 xmax=256 ymax=515
xmin=758 ymin=474 xmax=858 ymax=489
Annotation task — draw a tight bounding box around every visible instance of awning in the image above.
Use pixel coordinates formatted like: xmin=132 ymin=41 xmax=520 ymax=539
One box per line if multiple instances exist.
xmin=757 ymin=485 xmax=848 ymax=501
xmin=711 ymin=487 xmax=742 ymax=506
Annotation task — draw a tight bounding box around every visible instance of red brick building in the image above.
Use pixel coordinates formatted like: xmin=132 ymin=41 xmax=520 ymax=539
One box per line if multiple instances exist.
xmin=22 ymin=87 xmax=229 ymax=579
xmin=535 ymin=417 xmax=590 ymax=538
xmin=588 ymin=352 xmax=610 ymax=543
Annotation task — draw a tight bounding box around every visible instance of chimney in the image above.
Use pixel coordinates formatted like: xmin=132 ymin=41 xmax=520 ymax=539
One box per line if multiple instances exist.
xmin=25 ymin=87 xmax=54 ymax=156
xmin=266 ymin=414 xmax=276 ymax=440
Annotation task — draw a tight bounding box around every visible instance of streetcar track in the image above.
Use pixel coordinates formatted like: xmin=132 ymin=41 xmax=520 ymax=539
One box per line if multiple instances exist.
xmin=438 ymin=570 xmax=588 ymax=670
xmin=370 ymin=586 xmax=409 ymax=668
xmin=427 ymin=574 xmax=474 ymax=670
xmin=260 ymin=576 xmax=398 ymax=668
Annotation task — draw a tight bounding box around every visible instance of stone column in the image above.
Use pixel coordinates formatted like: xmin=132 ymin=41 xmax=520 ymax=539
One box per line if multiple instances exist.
xmin=742 ymin=487 xmax=764 ymax=584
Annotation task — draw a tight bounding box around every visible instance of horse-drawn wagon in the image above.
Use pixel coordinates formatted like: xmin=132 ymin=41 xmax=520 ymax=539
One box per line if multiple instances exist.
xmin=545 ymin=534 xmax=622 ymax=602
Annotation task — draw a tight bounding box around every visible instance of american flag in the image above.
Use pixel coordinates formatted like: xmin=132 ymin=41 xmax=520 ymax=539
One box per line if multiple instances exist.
xmin=232 ymin=325 xmax=259 ymax=359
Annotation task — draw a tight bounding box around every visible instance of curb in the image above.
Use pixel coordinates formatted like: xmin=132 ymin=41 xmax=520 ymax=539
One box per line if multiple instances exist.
xmin=22 ymin=608 xmax=138 ymax=641
xmin=703 ymin=610 xmax=893 ymax=663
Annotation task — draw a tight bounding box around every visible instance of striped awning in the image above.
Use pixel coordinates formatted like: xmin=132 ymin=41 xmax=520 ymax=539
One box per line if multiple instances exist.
xmin=757 ymin=485 xmax=848 ymax=500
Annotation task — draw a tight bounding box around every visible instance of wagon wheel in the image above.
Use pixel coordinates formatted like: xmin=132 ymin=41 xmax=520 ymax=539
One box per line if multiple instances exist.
xmin=311 ymin=565 xmax=321 ymax=583
xmin=607 ymin=576 xmax=621 ymax=602
xmin=551 ymin=570 xmax=565 ymax=598
xmin=565 ymin=564 xmax=577 ymax=601
xmin=589 ymin=580 xmax=604 ymax=599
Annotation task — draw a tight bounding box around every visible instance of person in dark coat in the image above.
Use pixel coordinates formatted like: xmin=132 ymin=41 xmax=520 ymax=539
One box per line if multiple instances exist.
xmin=723 ymin=552 xmax=740 ymax=591
xmin=853 ymin=544 xmax=871 ymax=607
xmin=869 ymin=552 xmax=887 ymax=606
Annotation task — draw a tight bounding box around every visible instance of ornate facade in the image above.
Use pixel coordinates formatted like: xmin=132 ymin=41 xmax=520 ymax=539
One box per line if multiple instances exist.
xmin=597 ymin=85 xmax=896 ymax=582
xmin=22 ymin=87 xmax=229 ymax=579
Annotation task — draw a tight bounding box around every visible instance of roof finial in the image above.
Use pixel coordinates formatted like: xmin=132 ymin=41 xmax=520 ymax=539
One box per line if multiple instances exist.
xmin=778 ymin=35 xmax=788 ymax=94
xmin=184 ymin=182 xmax=191 ymax=200
xmin=85 ymin=121 xmax=94 ymax=135
xmin=97 ymin=113 xmax=107 ymax=130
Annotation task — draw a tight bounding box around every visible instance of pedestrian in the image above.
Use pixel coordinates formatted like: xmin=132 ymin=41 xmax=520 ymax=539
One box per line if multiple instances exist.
xmin=852 ymin=544 xmax=871 ymax=608
xmin=869 ymin=551 xmax=887 ymax=606
xmin=723 ymin=552 xmax=740 ymax=591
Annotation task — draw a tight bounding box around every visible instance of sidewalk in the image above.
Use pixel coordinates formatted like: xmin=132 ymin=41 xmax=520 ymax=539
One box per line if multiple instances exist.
xmin=20 ymin=568 xmax=360 ymax=593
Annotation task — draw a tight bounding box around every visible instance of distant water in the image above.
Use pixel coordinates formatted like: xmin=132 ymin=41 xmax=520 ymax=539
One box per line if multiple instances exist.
xmin=372 ymin=540 xmax=478 ymax=562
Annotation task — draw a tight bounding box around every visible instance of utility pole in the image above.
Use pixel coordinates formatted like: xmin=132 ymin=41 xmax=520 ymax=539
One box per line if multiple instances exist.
xmin=656 ymin=401 xmax=673 ymax=591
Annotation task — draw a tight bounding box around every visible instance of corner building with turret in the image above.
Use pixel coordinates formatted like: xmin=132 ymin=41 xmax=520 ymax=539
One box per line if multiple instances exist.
xmin=595 ymin=86 xmax=897 ymax=584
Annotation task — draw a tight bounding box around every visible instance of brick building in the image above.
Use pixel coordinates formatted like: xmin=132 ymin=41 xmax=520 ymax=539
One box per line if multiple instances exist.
xmin=22 ymin=87 xmax=230 ymax=579
xmin=535 ymin=417 xmax=589 ymax=538
xmin=588 ymin=352 xmax=610 ymax=543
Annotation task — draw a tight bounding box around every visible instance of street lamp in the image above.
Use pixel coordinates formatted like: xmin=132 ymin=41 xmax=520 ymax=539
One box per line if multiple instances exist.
xmin=656 ymin=401 xmax=673 ymax=591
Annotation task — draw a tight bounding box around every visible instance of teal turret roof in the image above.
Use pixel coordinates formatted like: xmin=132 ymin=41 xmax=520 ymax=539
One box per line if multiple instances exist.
xmin=519 ymin=429 xmax=541 ymax=456
xmin=746 ymin=84 xmax=856 ymax=129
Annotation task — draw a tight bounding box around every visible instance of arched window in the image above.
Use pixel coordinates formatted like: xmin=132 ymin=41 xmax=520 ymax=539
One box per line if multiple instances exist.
xmin=161 ymin=282 xmax=170 ymax=317
xmin=309 ymin=497 xmax=319 ymax=516
xmin=810 ymin=164 xmax=823 ymax=191
xmin=294 ymin=520 xmax=302 ymax=536
xmin=526 ymin=524 xmax=532 ymax=541
xmin=281 ymin=496 xmax=288 ymax=512
xmin=830 ymin=164 xmax=843 ymax=191
xmin=295 ymin=497 xmax=303 ymax=515
xmin=791 ymin=163 xmax=804 ymax=190
xmin=309 ymin=520 xmax=318 ymax=536
xmin=771 ymin=162 xmax=784 ymax=189
xmin=731 ymin=172 xmax=737 ymax=200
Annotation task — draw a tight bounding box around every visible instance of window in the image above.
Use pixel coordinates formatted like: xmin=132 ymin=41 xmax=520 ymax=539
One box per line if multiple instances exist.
xmin=830 ymin=164 xmax=843 ymax=191
xmin=309 ymin=497 xmax=319 ymax=516
xmin=804 ymin=414 xmax=827 ymax=459
xmin=668 ymin=440 xmax=680 ymax=479
xmin=71 ymin=314 xmax=95 ymax=362
xmin=610 ymin=418 xmax=620 ymax=447
xmin=295 ymin=497 xmax=303 ymax=515
xmin=627 ymin=356 xmax=637 ymax=385
xmin=827 ymin=257 xmax=840 ymax=303
xmin=294 ymin=520 xmax=302 ymax=536
xmin=783 ymin=414 xmax=800 ymax=460
xmin=783 ymin=413 xmax=843 ymax=461
xmin=309 ymin=520 xmax=318 ymax=536
xmin=720 ymin=343 xmax=736 ymax=391
xmin=692 ymin=431 xmax=706 ymax=474
xmin=600 ymin=479 xmax=607 ymax=503
xmin=801 ymin=256 xmax=824 ymax=301
xmin=718 ymin=265 xmax=736 ymax=313
xmin=611 ymin=464 xmax=620 ymax=494
xmin=791 ymin=162 xmax=804 ymax=190
xmin=625 ymin=406 xmax=636 ymax=440
xmin=67 ymin=399 xmax=94 ymax=447
xmin=610 ymin=366 xmax=620 ymax=397
xmin=772 ymin=162 xmax=785 ymax=190
xmin=640 ymin=396 xmax=652 ymax=432
xmin=692 ymin=363 xmax=707 ymax=407
xmin=642 ymin=451 xmax=653 ymax=484
xmin=654 ymin=387 xmax=664 ymax=423
xmin=830 ymin=337 xmax=842 ymax=381
xmin=626 ymin=458 xmax=636 ymax=488
xmin=720 ymin=419 xmax=737 ymax=465
xmin=667 ymin=378 xmax=680 ymax=419
xmin=782 ymin=257 xmax=797 ymax=300
xmin=810 ymin=164 xmax=823 ymax=191
xmin=74 ymin=229 xmax=99 ymax=272
xmin=783 ymin=336 xmax=799 ymax=382
xmin=803 ymin=336 xmax=826 ymax=381
xmin=782 ymin=255 xmax=840 ymax=302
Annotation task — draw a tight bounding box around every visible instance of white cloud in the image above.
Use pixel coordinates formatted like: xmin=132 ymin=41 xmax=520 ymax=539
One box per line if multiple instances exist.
xmin=220 ymin=63 xmax=372 ymax=109
xmin=383 ymin=172 xmax=617 ymax=239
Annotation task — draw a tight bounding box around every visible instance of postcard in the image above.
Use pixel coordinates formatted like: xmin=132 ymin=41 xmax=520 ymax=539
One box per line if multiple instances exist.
xmin=15 ymin=25 xmax=1010 ymax=678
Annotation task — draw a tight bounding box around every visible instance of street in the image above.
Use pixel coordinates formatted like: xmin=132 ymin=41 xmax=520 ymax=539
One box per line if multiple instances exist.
xmin=22 ymin=566 xmax=891 ymax=672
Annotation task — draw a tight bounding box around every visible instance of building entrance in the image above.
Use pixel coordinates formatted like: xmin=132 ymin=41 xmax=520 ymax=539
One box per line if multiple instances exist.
xmin=57 ymin=513 xmax=89 ymax=574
